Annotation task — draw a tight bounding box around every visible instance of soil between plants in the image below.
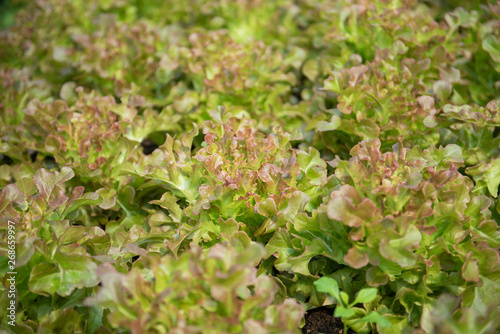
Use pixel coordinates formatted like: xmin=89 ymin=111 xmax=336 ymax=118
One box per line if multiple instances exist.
xmin=301 ymin=307 xmax=355 ymax=334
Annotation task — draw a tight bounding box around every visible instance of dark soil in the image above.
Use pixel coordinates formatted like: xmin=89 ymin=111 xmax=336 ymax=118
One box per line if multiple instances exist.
xmin=301 ymin=307 xmax=355 ymax=334
xmin=141 ymin=139 xmax=159 ymax=155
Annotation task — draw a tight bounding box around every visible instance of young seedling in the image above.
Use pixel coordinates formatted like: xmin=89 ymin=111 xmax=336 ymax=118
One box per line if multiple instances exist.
xmin=314 ymin=276 xmax=392 ymax=333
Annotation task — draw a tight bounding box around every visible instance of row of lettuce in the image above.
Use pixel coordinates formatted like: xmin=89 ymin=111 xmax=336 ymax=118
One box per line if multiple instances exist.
xmin=1 ymin=0 xmax=500 ymax=333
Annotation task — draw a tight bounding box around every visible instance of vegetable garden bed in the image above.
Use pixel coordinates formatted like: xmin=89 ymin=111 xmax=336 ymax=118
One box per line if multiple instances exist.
xmin=1 ymin=0 xmax=500 ymax=333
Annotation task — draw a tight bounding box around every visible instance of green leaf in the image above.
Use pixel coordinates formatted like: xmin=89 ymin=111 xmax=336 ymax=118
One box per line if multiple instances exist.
xmin=366 ymin=267 xmax=389 ymax=286
xmin=297 ymin=148 xmax=327 ymax=185
xmin=29 ymin=263 xmax=60 ymax=296
xmin=15 ymin=177 xmax=37 ymax=197
xmin=444 ymin=7 xmax=479 ymax=28
xmin=60 ymin=189 xmax=102 ymax=220
xmin=334 ymin=306 xmax=356 ymax=318
xmin=352 ymin=288 xmax=378 ymax=305
xmin=265 ymin=228 xmax=298 ymax=272
xmin=327 ymin=186 xmax=381 ymax=228
xmin=88 ymin=306 xmax=104 ymax=333
xmin=317 ymin=115 xmax=341 ymax=132
xmin=314 ymin=277 xmax=341 ymax=304
xmin=302 ymin=59 xmax=319 ymax=81
xmin=276 ymin=191 xmax=310 ymax=224
xmin=379 ymin=225 xmax=421 ymax=268
xmin=29 ymin=245 xmax=99 ymax=297
xmin=32 ymin=167 xmax=75 ymax=201
xmin=38 ymin=308 xmax=80 ymax=334
xmin=255 ymin=198 xmax=278 ymax=218
xmin=344 ymin=247 xmax=369 ymax=269
xmin=340 ymin=291 xmax=350 ymax=306
xmin=149 ymin=192 xmax=183 ymax=222
xmin=462 ymin=253 xmax=480 ymax=282
xmin=95 ymin=187 xmax=116 ymax=210
xmin=483 ymin=35 xmax=500 ymax=63
xmin=0 ymin=183 xmax=25 ymax=212
xmin=467 ymin=158 xmax=500 ymax=198
xmin=433 ymin=80 xmax=452 ymax=101
xmin=355 ymin=311 xmax=392 ymax=328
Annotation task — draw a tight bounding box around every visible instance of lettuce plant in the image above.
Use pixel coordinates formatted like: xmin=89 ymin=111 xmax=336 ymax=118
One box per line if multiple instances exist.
xmin=84 ymin=239 xmax=304 ymax=333
xmin=314 ymin=276 xmax=391 ymax=333
xmin=1 ymin=0 xmax=500 ymax=333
